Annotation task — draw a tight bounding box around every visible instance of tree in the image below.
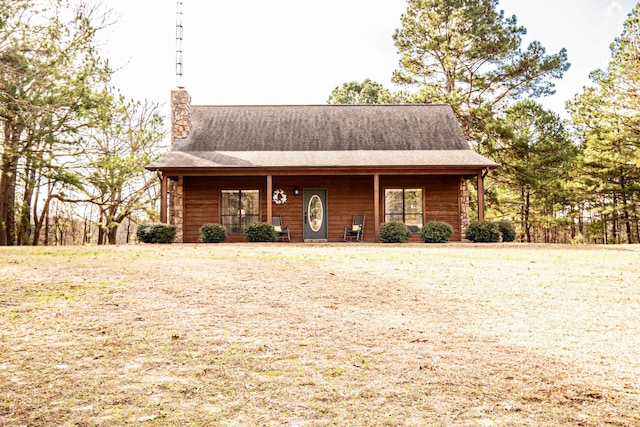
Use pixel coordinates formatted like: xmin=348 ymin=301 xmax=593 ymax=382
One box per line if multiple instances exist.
xmin=391 ymin=0 xmax=570 ymax=152
xmin=492 ymin=100 xmax=578 ymax=242
xmin=73 ymin=93 xmax=166 ymax=245
xmin=568 ymin=4 xmax=640 ymax=244
xmin=327 ymin=79 xmax=400 ymax=104
xmin=0 ymin=0 xmax=112 ymax=245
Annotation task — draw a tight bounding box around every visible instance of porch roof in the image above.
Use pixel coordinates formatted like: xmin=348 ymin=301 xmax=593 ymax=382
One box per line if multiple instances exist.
xmin=146 ymin=149 xmax=498 ymax=170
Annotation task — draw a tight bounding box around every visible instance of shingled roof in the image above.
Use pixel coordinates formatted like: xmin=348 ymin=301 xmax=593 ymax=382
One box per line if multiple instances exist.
xmin=146 ymin=104 xmax=498 ymax=170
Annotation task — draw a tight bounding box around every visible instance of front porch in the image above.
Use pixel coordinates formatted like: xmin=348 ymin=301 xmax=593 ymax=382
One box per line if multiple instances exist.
xmin=160 ymin=171 xmax=487 ymax=243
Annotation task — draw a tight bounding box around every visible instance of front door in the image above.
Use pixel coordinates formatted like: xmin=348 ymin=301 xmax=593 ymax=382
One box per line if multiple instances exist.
xmin=303 ymin=189 xmax=328 ymax=241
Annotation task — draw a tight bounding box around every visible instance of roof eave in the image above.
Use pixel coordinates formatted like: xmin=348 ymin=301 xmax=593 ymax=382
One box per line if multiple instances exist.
xmin=146 ymin=164 xmax=499 ymax=176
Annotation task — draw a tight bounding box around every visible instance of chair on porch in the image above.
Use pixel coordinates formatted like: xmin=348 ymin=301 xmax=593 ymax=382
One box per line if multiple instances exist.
xmin=343 ymin=214 xmax=365 ymax=242
xmin=272 ymin=216 xmax=291 ymax=242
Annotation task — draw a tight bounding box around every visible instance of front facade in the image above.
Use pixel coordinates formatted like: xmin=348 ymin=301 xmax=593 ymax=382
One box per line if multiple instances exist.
xmin=146 ymin=89 xmax=498 ymax=243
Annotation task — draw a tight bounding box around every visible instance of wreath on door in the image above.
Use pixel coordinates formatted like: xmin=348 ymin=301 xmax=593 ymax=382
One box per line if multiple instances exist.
xmin=272 ymin=188 xmax=287 ymax=205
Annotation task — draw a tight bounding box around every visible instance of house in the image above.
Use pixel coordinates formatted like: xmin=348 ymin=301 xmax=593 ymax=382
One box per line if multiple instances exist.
xmin=145 ymin=88 xmax=498 ymax=243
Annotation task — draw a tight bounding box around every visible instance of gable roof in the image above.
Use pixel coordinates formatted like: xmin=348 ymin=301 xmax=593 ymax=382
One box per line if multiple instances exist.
xmin=147 ymin=104 xmax=498 ymax=170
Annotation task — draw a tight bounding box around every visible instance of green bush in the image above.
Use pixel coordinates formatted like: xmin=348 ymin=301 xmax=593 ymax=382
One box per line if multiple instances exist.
xmin=465 ymin=221 xmax=501 ymax=243
xmin=419 ymin=221 xmax=453 ymax=243
xmin=571 ymin=233 xmax=587 ymax=245
xmin=200 ymin=223 xmax=226 ymax=243
xmin=245 ymin=222 xmax=277 ymax=242
xmin=379 ymin=222 xmax=412 ymax=243
xmin=136 ymin=222 xmax=176 ymax=244
xmin=497 ymin=220 xmax=516 ymax=242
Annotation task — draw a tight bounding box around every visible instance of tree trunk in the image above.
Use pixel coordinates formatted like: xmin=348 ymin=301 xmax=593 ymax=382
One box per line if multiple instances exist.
xmin=611 ymin=194 xmax=618 ymax=244
xmin=619 ymin=179 xmax=632 ymax=244
xmin=107 ymin=225 xmax=118 ymax=244
xmin=0 ymin=123 xmax=23 ymax=246
xmin=97 ymin=208 xmax=107 ymax=245
xmin=18 ymin=159 xmax=37 ymax=245
xmin=33 ymin=192 xmax=59 ymax=246
xmin=524 ymin=188 xmax=531 ymax=243
xmin=0 ymin=164 xmax=16 ymax=245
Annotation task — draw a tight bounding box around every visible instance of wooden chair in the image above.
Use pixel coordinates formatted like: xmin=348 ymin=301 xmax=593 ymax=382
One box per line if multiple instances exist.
xmin=343 ymin=214 xmax=365 ymax=242
xmin=272 ymin=216 xmax=291 ymax=242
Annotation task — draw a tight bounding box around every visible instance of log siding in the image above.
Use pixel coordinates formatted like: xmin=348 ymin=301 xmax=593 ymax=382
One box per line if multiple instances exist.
xmin=181 ymin=174 xmax=461 ymax=243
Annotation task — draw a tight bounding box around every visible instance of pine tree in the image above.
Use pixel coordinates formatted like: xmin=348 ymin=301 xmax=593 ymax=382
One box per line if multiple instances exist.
xmin=568 ymin=4 xmax=640 ymax=243
xmin=392 ymin=0 xmax=569 ymax=152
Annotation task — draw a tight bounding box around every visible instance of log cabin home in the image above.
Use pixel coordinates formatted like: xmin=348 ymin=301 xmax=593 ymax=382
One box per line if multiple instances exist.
xmin=145 ymin=88 xmax=498 ymax=243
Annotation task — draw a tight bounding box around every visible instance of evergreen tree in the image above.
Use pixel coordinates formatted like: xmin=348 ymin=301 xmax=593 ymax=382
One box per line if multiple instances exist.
xmin=492 ymin=101 xmax=578 ymax=242
xmin=568 ymin=4 xmax=640 ymax=243
xmin=392 ymin=0 xmax=570 ymax=152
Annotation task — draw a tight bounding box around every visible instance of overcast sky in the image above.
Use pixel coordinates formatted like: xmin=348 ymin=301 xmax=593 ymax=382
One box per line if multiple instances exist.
xmin=102 ymin=1 xmax=637 ymax=116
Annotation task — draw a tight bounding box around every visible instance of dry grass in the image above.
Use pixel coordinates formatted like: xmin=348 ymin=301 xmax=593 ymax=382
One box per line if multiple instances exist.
xmin=0 ymin=243 xmax=639 ymax=426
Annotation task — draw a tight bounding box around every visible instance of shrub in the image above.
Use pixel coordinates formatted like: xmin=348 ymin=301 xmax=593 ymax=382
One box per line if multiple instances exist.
xmin=200 ymin=223 xmax=226 ymax=243
xmin=379 ymin=222 xmax=412 ymax=243
xmin=497 ymin=220 xmax=516 ymax=242
xmin=419 ymin=221 xmax=453 ymax=243
xmin=571 ymin=233 xmax=587 ymax=245
xmin=245 ymin=222 xmax=277 ymax=242
xmin=465 ymin=221 xmax=501 ymax=243
xmin=136 ymin=222 xmax=176 ymax=244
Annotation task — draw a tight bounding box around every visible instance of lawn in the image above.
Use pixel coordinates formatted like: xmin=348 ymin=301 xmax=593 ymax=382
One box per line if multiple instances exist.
xmin=1 ymin=243 xmax=639 ymax=426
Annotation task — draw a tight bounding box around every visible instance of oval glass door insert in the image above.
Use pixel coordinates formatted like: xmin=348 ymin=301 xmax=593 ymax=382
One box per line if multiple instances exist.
xmin=308 ymin=194 xmax=323 ymax=232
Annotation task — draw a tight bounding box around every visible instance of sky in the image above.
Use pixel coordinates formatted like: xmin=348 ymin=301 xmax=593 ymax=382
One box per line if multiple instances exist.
xmin=101 ymin=1 xmax=637 ymax=117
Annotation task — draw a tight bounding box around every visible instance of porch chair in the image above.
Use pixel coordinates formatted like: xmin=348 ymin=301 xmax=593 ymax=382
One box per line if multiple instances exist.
xmin=343 ymin=214 xmax=365 ymax=242
xmin=271 ymin=216 xmax=291 ymax=242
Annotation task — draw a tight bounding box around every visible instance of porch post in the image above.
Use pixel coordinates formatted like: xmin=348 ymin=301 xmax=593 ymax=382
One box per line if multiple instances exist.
xmin=373 ymin=173 xmax=380 ymax=241
xmin=266 ymin=175 xmax=273 ymax=224
xmin=160 ymin=173 xmax=167 ymax=223
xmin=477 ymin=171 xmax=485 ymax=221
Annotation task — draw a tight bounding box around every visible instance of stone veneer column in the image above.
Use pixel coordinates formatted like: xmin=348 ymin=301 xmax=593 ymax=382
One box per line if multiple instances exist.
xmin=169 ymin=88 xmax=191 ymax=243
xmin=459 ymin=177 xmax=470 ymax=238
xmin=169 ymin=178 xmax=184 ymax=242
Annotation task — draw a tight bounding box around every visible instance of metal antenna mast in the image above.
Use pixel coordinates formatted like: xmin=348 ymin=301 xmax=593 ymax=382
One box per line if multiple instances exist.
xmin=175 ymin=1 xmax=184 ymax=84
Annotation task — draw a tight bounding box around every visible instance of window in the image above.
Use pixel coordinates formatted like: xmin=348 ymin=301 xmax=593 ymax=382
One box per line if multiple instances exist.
xmin=221 ymin=190 xmax=260 ymax=233
xmin=384 ymin=188 xmax=423 ymax=232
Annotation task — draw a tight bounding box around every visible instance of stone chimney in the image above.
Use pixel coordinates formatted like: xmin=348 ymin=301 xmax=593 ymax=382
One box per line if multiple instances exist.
xmin=171 ymin=87 xmax=191 ymax=143
xmin=168 ymin=87 xmax=190 ymax=243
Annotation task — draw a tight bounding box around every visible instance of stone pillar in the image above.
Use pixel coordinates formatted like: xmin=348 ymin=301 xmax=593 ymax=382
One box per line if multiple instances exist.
xmin=169 ymin=177 xmax=184 ymax=243
xmin=459 ymin=177 xmax=470 ymax=238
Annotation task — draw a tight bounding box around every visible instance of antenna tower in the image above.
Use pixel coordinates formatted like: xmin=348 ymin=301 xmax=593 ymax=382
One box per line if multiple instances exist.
xmin=175 ymin=1 xmax=184 ymax=83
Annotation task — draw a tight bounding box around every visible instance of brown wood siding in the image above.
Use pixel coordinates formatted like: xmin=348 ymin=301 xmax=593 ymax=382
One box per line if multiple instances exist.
xmin=380 ymin=175 xmax=461 ymax=241
xmin=424 ymin=175 xmax=462 ymax=241
xmin=272 ymin=176 xmax=375 ymax=243
xmin=182 ymin=174 xmax=462 ymax=243
xmin=183 ymin=176 xmax=266 ymax=243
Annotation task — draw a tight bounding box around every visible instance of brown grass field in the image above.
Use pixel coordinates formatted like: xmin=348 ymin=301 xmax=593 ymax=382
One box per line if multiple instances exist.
xmin=0 ymin=243 xmax=639 ymax=426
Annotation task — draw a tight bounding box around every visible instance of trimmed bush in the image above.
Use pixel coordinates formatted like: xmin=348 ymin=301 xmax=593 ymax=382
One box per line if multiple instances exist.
xmin=379 ymin=222 xmax=412 ymax=243
xmin=497 ymin=220 xmax=516 ymax=242
xmin=419 ymin=221 xmax=453 ymax=243
xmin=200 ymin=223 xmax=226 ymax=243
xmin=136 ymin=222 xmax=176 ymax=244
xmin=245 ymin=222 xmax=277 ymax=242
xmin=465 ymin=221 xmax=501 ymax=243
